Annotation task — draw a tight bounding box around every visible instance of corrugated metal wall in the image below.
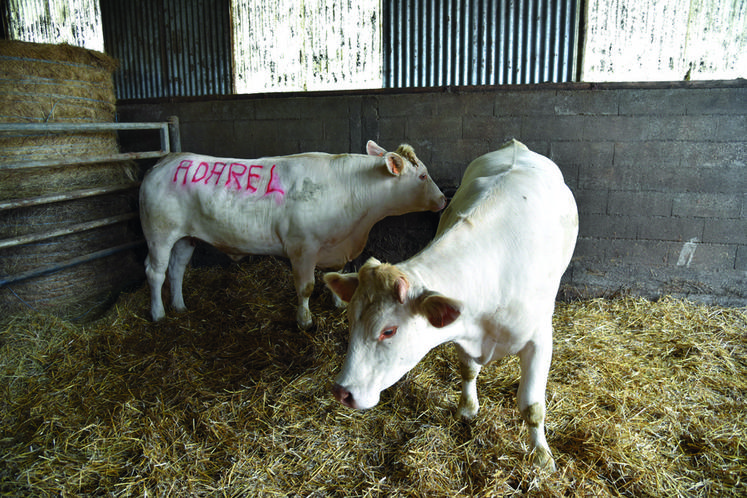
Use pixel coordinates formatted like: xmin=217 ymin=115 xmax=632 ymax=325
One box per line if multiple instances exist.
xmin=99 ymin=0 xmax=579 ymax=99
xmin=383 ymin=0 xmax=579 ymax=87
xmin=100 ymin=0 xmax=232 ymax=99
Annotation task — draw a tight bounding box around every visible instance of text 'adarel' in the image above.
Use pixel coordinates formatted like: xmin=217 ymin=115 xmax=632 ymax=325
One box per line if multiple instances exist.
xmin=172 ymin=159 xmax=285 ymax=203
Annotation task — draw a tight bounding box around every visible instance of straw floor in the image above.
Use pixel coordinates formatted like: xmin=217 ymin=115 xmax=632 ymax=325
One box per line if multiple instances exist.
xmin=1 ymin=257 xmax=745 ymax=497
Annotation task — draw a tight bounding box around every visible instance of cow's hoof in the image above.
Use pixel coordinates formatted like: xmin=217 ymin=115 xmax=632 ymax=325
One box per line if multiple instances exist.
xmin=531 ymin=447 xmax=556 ymax=471
xmin=296 ymin=309 xmax=313 ymax=330
xmin=456 ymin=397 xmax=479 ymax=420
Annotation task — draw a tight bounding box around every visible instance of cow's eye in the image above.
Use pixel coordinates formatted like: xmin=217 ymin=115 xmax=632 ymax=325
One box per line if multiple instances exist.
xmin=419 ymin=173 xmax=427 ymax=181
xmin=378 ymin=326 xmax=398 ymax=341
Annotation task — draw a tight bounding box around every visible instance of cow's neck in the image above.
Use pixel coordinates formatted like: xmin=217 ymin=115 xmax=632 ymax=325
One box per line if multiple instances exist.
xmin=400 ymin=225 xmax=472 ymax=296
xmin=326 ymin=174 xmax=400 ymax=264
xmin=346 ymin=175 xmax=412 ymax=221
xmin=400 ymin=229 xmax=498 ymax=359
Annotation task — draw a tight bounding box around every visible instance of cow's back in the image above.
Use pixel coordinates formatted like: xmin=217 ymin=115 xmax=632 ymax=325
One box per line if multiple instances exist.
xmin=429 ymin=140 xmax=577 ymax=307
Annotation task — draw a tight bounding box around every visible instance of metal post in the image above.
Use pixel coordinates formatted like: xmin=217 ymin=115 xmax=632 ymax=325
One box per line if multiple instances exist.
xmin=168 ymin=115 xmax=182 ymax=152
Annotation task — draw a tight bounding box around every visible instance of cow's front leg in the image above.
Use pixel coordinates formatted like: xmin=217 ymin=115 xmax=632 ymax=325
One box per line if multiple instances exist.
xmin=517 ymin=336 xmax=556 ymax=471
xmin=455 ymin=345 xmax=482 ymax=419
xmin=288 ymin=250 xmax=316 ymax=330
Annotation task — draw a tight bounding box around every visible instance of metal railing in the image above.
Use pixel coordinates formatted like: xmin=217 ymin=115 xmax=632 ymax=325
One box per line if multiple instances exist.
xmin=0 ymin=116 xmax=181 ymax=287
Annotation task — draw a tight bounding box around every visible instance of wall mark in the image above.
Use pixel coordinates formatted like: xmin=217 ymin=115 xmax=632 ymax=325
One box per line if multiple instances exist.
xmin=677 ymin=238 xmax=699 ymax=267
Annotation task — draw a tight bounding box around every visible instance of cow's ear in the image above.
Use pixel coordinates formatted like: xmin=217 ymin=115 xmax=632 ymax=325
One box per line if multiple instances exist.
xmin=384 ymin=152 xmax=405 ymax=176
xmin=323 ymin=272 xmax=359 ymax=303
xmin=366 ymin=140 xmax=386 ymax=157
xmin=418 ymin=291 xmax=461 ymax=328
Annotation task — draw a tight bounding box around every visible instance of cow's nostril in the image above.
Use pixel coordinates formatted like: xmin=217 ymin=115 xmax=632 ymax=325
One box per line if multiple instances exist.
xmin=332 ymin=383 xmax=355 ymax=408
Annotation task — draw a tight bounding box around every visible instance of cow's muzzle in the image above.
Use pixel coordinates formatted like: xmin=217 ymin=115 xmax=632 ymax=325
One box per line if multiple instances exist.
xmin=433 ymin=195 xmax=447 ymax=211
xmin=332 ymin=383 xmax=356 ymax=408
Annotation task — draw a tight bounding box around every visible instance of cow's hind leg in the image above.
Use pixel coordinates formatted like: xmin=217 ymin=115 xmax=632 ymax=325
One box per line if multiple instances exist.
xmin=288 ymin=249 xmax=316 ymax=330
xmin=168 ymin=237 xmax=196 ymax=313
xmin=145 ymin=238 xmax=177 ymax=321
xmin=455 ymin=344 xmax=482 ymax=419
xmin=517 ymin=329 xmax=556 ymax=471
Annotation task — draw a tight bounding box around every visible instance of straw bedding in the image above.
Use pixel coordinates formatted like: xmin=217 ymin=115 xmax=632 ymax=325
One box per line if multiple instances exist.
xmin=1 ymin=257 xmax=745 ymax=496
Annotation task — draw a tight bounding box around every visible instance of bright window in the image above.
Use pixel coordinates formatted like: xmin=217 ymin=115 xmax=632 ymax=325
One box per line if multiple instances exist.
xmin=5 ymin=0 xmax=104 ymax=52
xmin=232 ymin=0 xmax=382 ymax=93
xmin=582 ymin=0 xmax=747 ymax=81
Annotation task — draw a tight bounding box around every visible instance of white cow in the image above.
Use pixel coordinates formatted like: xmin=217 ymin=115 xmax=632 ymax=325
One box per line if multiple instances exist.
xmin=140 ymin=141 xmax=446 ymax=329
xmin=324 ymin=140 xmax=578 ymax=469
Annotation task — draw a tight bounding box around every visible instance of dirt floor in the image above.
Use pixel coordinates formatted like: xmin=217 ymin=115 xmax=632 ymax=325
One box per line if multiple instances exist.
xmin=1 ymin=257 xmax=746 ymax=497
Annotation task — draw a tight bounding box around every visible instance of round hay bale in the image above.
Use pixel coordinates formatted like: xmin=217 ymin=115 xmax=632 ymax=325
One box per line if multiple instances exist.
xmin=0 ymin=40 xmax=119 ymax=162
xmin=0 ymin=40 xmax=117 ymax=123
xmin=0 ymin=41 xmax=142 ymax=321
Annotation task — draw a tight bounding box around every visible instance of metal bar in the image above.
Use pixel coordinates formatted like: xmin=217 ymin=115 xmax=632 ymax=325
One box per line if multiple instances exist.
xmin=0 ymin=212 xmax=139 ymax=250
xmin=0 ymin=122 xmax=169 ymax=132
xmin=159 ymin=122 xmax=171 ymax=154
xmin=0 ymin=182 xmax=141 ymax=211
xmin=168 ymin=115 xmax=182 ymax=152
xmin=0 ymin=119 xmax=177 ymax=169
xmin=0 ymin=151 xmax=167 ymax=171
xmin=0 ymin=240 xmax=146 ymax=288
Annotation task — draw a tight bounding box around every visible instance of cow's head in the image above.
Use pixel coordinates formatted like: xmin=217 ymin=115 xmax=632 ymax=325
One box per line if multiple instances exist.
xmin=324 ymin=258 xmax=461 ymax=410
xmin=366 ymin=141 xmax=446 ymax=212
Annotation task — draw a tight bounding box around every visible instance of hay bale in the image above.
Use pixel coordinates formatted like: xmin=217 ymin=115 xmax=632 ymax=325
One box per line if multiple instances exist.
xmin=0 ymin=41 xmax=142 ymax=321
xmin=0 ymin=40 xmax=118 ymax=162
xmin=0 ymin=40 xmax=116 ymax=123
xmin=1 ymin=258 xmax=745 ymax=496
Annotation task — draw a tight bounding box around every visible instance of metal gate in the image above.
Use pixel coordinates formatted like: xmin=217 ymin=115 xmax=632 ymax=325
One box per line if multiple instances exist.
xmin=0 ymin=119 xmax=180 ymax=318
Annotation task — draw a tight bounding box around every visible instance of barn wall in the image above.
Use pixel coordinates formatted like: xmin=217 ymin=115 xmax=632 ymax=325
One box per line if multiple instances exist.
xmin=117 ymin=80 xmax=747 ymax=306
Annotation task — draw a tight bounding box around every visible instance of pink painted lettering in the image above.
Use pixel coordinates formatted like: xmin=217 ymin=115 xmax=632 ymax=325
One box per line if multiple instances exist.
xmin=191 ymin=162 xmax=209 ymax=183
xmin=265 ymin=164 xmax=285 ymax=198
xmin=205 ymin=162 xmax=227 ymax=185
xmin=226 ymin=162 xmax=247 ymax=189
xmin=247 ymin=164 xmax=263 ymax=192
xmin=171 ymin=159 xmax=284 ymax=205
xmin=173 ymin=160 xmax=192 ymax=185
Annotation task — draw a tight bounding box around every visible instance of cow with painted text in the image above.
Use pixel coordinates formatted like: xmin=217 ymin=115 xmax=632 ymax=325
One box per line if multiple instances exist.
xmin=325 ymin=140 xmax=578 ymax=469
xmin=140 ymin=141 xmax=446 ymax=329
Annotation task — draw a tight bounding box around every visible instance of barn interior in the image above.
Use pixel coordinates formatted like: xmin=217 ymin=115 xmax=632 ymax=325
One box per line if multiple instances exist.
xmin=1 ymin=1 xmax=746 ymax=496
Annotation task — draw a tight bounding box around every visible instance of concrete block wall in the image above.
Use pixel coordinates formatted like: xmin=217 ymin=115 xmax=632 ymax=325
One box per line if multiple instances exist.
xmin=118 ymin=80 xmax=747 ymax=305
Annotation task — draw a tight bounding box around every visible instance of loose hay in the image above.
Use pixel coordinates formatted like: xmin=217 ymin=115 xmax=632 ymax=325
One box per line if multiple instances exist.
xmin=0 ymin=257 xmax=745 ymax=496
